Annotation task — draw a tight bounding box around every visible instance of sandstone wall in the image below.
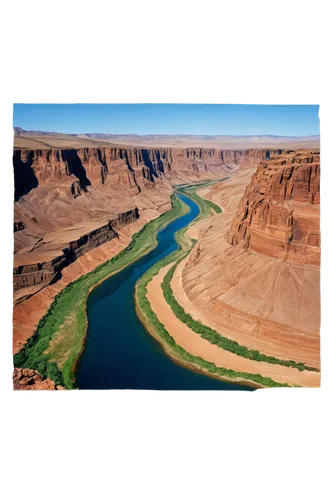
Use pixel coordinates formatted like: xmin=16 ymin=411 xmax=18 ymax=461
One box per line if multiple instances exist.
xmin=228 ymin=150 xmax=320 ymax=266
xmin=13 ymin=147 xmax=283 ymax=200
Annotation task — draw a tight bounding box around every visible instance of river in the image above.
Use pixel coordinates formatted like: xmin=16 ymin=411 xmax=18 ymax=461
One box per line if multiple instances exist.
xmin=76 ymin=193 xmax=252 ymax=390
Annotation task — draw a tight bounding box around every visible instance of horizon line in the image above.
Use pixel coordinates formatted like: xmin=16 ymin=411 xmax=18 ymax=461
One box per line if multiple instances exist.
xmin=13 ymin=127 xmax=320 ymax=139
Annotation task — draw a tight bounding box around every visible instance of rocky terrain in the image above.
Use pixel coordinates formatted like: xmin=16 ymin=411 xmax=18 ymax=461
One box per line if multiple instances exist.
xmin=228 ymin=150 xmax=320 ymax=265
xmin=12 ymin=208 xmax=139 ymax=290
xmin=13 ymin=368 xmax=65 ymax=390
xmin=176 ymin=149 xmax=320 ymax=374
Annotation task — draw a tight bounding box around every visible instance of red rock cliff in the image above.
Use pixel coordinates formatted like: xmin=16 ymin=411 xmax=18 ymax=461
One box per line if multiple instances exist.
xmin=13 ymin=146 xmax=282 ymax=199
xmin=228 ymin=150 xmax=320 ymax=266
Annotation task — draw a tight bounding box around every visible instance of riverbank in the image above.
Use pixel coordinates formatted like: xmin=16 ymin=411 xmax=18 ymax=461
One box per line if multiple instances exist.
xmin=143 ymin=262 xmax=319 ymax=387
xmin=163 ymin=261 xmax=318 ymax=373
xmin=13 ymin=183 xmax=174 ymax=355
xmin=135 ymin=186 xmax=319 ymax=387
xmin=134 ymin=191 xmax=290 ymax=388
xmin=134 ymin=287 xmax=259 ymax=390
xmin=76 ymin=188 xmax=253 ymax=390
xmin=14 ymin=194 xmax=190 ymax=389
xmin=176 ymin=181 xmax=224 ymax=217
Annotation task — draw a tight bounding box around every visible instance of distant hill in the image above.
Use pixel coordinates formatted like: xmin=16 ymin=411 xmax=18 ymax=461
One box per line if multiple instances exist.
xmin=12 ymin=127 xmax=320 ymax=141
xmin=13 ymin=127 xmax=320 ymax=150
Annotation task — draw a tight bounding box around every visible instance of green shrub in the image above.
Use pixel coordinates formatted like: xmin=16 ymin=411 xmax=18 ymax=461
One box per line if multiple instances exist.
xmin=135 ymin=258 xmax=290 ymax=388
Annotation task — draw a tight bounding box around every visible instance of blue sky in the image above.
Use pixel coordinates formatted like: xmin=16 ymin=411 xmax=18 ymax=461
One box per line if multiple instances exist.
xmin=13 ymin=104 xmax=320 ymax=136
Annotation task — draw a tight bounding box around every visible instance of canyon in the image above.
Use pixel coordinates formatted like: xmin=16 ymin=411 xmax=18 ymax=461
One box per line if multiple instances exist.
xmin=13 ymin=145 xmax=274 ymax=295
xmin=13 ymin=143 xmax=240 ymax=354
xmin=12 ymin=132 xmax=321 ymax=388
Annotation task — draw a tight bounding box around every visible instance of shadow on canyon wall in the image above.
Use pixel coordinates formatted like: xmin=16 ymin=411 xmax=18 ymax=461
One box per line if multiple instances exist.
xmin=155 ymin=150 xmax=165 ymax=174
xmin=118 ymin=148 xmax=141 ymax=193
xmin=13 ymin=149 xmax=92 ymax=200
xmin=141 ymin=149 xmax=159 ymax=180
xmin=61 ymin=149 xmax=91 ymax=190
xmin=13 ymin=150 xmax=39 ymax=201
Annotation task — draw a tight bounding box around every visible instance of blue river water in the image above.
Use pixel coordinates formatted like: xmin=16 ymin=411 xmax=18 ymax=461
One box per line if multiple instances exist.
xmin=76 ymin=193 xmax=252 ymax=390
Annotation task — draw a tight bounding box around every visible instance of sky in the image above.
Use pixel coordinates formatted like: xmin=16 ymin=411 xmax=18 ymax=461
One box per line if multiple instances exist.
xmin=13 ymin=104 xmax=320 ymax=136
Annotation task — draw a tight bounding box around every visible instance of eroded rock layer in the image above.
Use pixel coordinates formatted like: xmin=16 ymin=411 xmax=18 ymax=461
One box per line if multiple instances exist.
xmin=228 ymin=150 xmax=320 ymax=266
xmin=14 ymin=146 xmax=277 ymax=198
xmin=13 ymin=208 xmax=139 ymax=290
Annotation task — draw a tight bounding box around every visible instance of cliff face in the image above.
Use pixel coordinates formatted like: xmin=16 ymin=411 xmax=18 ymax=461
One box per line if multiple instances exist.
xmin=13 ymin=208 xmax=139 ymax=290
xmin=13 ymin=147 xmax=281 ymax=199
xmin=228 ymin=150 xmax=320 ymax=266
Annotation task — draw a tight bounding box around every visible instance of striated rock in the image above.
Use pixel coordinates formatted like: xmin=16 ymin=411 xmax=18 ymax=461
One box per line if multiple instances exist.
xmin=13 ymin=146 xmax=283 ymax=200
xmin=228 ymin=150 xmax=320 ymax=266
xmin=13 ymin=208 xmax=139 ymax=290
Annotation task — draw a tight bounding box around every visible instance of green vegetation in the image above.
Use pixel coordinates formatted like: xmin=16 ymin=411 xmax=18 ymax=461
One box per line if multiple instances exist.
xmin=135 ymin=182 xmax=315 ymax=387
xmin=14 ymin=194 xmax=189 ymax=389
xmin=135 ymin=252 xmax=290 ymax=389
xmin=13 ymin=181 xmax=221 ymax=389
xmin=202 ymin=197 xmax=223 ymax=214
xmin=178 ymin=183 xmax=222 ymax=217
xmin=161 ymin=263 xmax=317 ymax=373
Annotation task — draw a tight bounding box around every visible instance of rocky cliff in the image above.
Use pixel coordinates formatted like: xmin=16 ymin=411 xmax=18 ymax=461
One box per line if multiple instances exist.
xmin=14 ymin=208 xmax=139 ymax=290
xmin=228 ymin=150 xmax=320 ymax=266
xmin=13 ymin=146 xmax=281 ymax=200
xmin=179 ymin=149 xmax=320 ymax=370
